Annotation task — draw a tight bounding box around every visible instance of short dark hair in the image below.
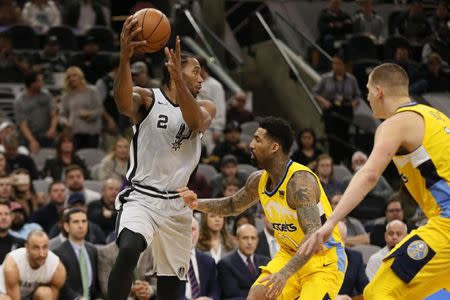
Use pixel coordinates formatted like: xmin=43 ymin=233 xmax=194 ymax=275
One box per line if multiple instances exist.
xmin=65 ymin=164 xmax=84 ymax=177
xmin=196 ymin=56 xmax=210 ymax=73
xmin=258 ymin=116 xmax=294 ymax=155
xmin=63 ymin=207 xmax=86 ymax=223
xmin=0 ymin=200 xmax=10 ymax=210
xmin=48 ymin=180 xmax=65 ymax=193
xmin=161 ymin=52 xmax=194 ymax=87
xmin=24 ymin=71 xmax=41 ymax=88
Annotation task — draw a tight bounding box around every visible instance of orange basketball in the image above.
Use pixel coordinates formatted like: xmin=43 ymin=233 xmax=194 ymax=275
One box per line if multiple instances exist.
xmin=133 ymin=8 xmax=171 ymax=53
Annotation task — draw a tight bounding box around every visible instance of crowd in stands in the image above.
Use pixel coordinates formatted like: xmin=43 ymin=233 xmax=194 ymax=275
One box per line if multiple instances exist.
xmin=0 ymin=0 xmax=446 ymax=299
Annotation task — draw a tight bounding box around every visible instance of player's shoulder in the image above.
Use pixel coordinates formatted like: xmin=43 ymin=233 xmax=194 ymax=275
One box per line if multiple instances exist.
xmin=380 ymin=110 xmax=423 ymax=133
xmin=245 ymin=170 xmax=263 ymax=186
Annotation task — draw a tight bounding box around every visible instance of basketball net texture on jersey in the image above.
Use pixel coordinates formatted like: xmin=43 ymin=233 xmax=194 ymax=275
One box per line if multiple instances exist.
xmin=126 ymin=88 xmax=202 ymax=192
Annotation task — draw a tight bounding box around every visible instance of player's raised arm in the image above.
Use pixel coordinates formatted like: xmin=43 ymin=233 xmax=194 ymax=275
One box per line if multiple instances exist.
xmin=179 ymin=170 xmax=261 ymax=216
xmin=259 ymin=170 xmax=322 ymax=298
xmin=114 ymin=16 xmax=147 ymax=120
xmin=164 ymin=36 xmax=216 ymax=132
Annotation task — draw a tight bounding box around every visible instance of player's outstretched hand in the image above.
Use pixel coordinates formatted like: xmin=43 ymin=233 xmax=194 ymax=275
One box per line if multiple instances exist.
xmin=178 ymin=187 xmax=198 ymax=210
xmin=164 ymin=36 xmax=182 ymax=82
xmin=298 ymin=221 xmax=334 ymax=257
xmin=120 ymin=15 xmax=147 ymax=59
xmin=258 ymin=272 xmax=288 ymax=299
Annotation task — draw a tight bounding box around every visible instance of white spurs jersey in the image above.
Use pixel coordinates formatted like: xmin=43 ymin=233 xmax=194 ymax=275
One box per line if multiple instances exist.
xmin=126 ymin=88 xmax=202 ymax=192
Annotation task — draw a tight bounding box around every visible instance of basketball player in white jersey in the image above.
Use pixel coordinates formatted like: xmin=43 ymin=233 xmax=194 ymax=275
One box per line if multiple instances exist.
xmin=107 ymin=16 xmax=216 ymax=300
xmin=2 ymin=230 xmax=66 ymax=300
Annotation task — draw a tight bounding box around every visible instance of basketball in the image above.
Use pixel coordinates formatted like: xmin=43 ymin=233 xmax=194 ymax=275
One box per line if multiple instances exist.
xmin=133 ymin=8 xmax=171 ymax=53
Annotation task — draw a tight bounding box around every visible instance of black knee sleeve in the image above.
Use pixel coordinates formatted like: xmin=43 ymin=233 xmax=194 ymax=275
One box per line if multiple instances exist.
xmin=157 ymin=276 xmax=182 ymax=300
xmin=107 ymin=228 xmax=147 ymax=300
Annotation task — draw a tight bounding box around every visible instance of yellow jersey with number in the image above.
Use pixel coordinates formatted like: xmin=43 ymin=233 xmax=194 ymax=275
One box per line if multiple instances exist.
xmin=258 ymin=160 xmax=344 ymax=262
xmin=393 ymin=103 xmax=450 ymax=219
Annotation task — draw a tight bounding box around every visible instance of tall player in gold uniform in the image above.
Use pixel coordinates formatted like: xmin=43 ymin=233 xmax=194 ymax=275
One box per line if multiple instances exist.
xmin=301 ymin=63 xmax=450 ymax=299
xmin=179 ymin=116 xmax=346 ymax=300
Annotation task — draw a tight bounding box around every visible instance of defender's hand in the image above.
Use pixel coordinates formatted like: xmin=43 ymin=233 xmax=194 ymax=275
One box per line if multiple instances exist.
xmin=178 ymin=187 xmax=199 ymax=210
xmin=164 ymin=36 xmax=183 ymax=82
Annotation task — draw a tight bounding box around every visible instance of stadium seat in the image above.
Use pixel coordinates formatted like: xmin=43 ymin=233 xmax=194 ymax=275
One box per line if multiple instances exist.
xmin=31 ymin=148 xmax=56 ymax=171
xmin=90 ymin=163 xmax=101 ymax=180
xmin=47 ymin=26 xmax=78 ymax=51
xmin=84 ymin=180 xmax=103 ymax=193
xmin=76 ymin=148 xmax=105 ymax=167
xmin=240 ymin=121 xmax=259 ymax=137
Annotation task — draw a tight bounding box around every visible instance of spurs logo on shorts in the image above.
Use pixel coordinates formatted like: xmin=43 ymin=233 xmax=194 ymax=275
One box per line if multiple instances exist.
xmin=407 ymin=240 xmax=429 ymax=260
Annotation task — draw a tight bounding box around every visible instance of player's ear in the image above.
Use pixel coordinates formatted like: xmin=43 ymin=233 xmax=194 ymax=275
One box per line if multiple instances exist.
xmin=376 ymin=85 xmax=383 ymax=100
xmin=272 ymin=142 xmax=280 ymax=153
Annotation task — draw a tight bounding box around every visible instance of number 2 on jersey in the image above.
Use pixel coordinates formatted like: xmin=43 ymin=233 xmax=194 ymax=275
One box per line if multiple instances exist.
xmin=157 ymin=115 xmax=168 ymax=129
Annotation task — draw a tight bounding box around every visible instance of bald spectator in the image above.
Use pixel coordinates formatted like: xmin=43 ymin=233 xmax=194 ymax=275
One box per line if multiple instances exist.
xmin=87 ymin=178 xmax=121 ymax=236
xmin=2 ymin=230 xmax=66 ymax=299
xmin=366 ymin=220 xmax=408 ymax=280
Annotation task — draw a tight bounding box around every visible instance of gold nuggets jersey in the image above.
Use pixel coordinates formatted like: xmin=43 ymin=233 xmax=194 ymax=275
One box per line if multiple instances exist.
xmin=258 ymin=160 xmax=345 ymax=271
xmin=393 ymin=103 xmax=450 ymax=219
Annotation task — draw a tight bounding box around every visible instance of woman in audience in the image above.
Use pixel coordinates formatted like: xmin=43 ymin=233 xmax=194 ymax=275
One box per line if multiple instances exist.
xmin=61 ymin=66 xmax=103 ymax=149
xmin=42 ymin=133 xmax=89 ymax=180
xmin=11 ymin=169 xmax=44 ymax=217
xmin=291 ymin=128 xmax=322 ymax=169
xmin=97 ymin=137 xmax=129 ymax=180
xmin=22 ymin=0 xmax=61 ymax=34
xmin=197 ymin=212 xmax=235 ymax=263
xmin=315 ymin=154 xmax=343 ymax=199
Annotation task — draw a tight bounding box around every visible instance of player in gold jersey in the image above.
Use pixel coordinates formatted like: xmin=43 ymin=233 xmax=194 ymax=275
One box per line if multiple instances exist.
xmin=179 ymin=116 xmax=346 ymax=299
xmin=301 ymin=63 xmax=450 ymax=299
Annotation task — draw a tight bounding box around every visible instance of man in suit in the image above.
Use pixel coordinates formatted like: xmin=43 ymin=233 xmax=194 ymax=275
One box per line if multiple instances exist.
xmin=255 ymin=213 xmax=278 ymax=259
xmin=337 ymin=222 xmax=368 ymax=299
xmin=179 ymin=218 xmax=220 ymax=300
xmin=54 ymin=207 xmax=100 ymax=299
xmin=217 ymin=224 xmax=270 ymax=300
xmin=98 ymin=241 xmax=155 ymax=300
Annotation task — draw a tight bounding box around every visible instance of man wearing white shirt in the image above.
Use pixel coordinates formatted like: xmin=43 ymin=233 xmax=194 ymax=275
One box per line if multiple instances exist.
xmin=255 ymin=213 xmax=279 ymax=259
xmin=179 ymin=218 xmax=220 ymax=300
xmin=366 ymin=220 xmax=407 ymax=280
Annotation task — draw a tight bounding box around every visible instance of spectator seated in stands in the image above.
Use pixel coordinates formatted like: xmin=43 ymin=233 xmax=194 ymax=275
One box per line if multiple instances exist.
xmin=0 ymin=122 xmax=29 ymax=156
xmin=210 ymin=154 xmax=247 ymax=197
xmin=352 ymin=0 xmax=384 ymax=42
xmin=69 ymin=35 xmax=110 ymax=84
xmin=0 ymin=175 xmax=14 ymax=201
xmin=390 ymin=45 xmax=419 ymax=82
xmin=8 ymin=201 xmax=42 ymax=240
xmin=331 ymin=194 xmax=369 ymax=247
xmin=226 ymin=91 xmax=254 ymax=125
xmin=212 ymin=121 xmax=252 ymax=166
xmin=62 ymin=0 xmax=106 ymax=34
xmin=14 ymin=71 xmax=58 ymax=153
xmin=422 ymin=26 xmax=450 ymax=66
xmin=231 ymin=211 xmax=256 ymax=237
xmin=49 ymin=192 xmax=105 ymax=245
xmin=197 ymin=212 xmax=235 ymax=263
xmin=97 ymin=137 xmax=129 ymax=181
xmin=64 ymin=165 xmax=99 ymax=204
xmin=255 ymin=212 xmax=279 ymax=260
xmin=31 ymin=35 xmax=68 ymax=85
xmin=30 ymin=181 xmax=66 ymax=233
xmin=314 ymin=154 xmax=343 ymax=199
xmin=198 ymin=56 xmax=226 ymax=155
xmin=187 ymin=165 xmax=212 ymax=199
xmin=0 ymin=201 xmax=24 ymax=265
xmin=369 ymin=197 xmax=408 ymax=248
xmin=54 ymin=207 xmax=101 ymax=299
xmin=4 ymin=134 xmax=39 ymax=180
xmin=60 ymin=66 xmax=103 ymax=149
xmin=98 ymin=241 xmax=155 ymax=300
xmin=396 ymin=0 xmax=432 ymax=46
xmin=131 ymin=61 xmax=158 ymax=89
xmin=410 ymin=52 xmax=450 ymax=95
xmin=317 ymin=0 xmax=353 ymax=54
xmin=366 ymin=220 xmax=407 ymax=280
xmin=428 ymin=0 xmax=449 ymax=34
xmin=2 ymin=230 xmax=66 ymax=299
xmin=217 ymin=224 xmax=270 ymax=300
xmin=87 ymin=178 xmax=120 ymax=237
xmin=11 ymin=169 xmax=43 ymax=216
xmin=0 ymin=0 xmax=22 ymax=27
xmin=180 ymin=217 xmax=220 ymax=300
xmin=42 ymin=133 xmax=90 ymax=181
xmin=0 ymin=154 xmax=8 ymax=178
xmin=337 ymin=222 xmax=369 ymax=299
xmin=343 ymin=151 xmax=393 ymax=220
xmin=313 ymin=54 xmax=362 ymax=164
xmin=22 ymin=0 xmax=61 ymax=34
xmin=291 ymin=128 xmax=322 ymax=169
xmin=0 ymin=32 xmax=29 ymax=83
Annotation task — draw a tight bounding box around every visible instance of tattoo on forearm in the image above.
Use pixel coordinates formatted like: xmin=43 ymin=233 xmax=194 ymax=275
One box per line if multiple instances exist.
xmin=197 ymin=171 xmax=262 ymax=216
xmin=280 ymin=171 xmax=322 ymax=278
